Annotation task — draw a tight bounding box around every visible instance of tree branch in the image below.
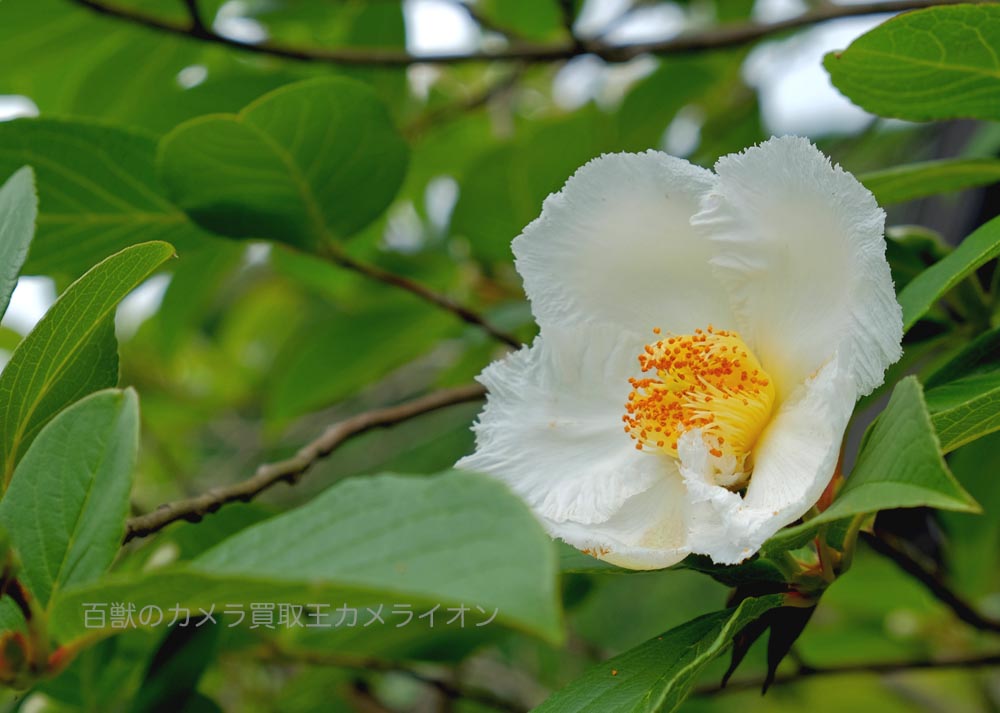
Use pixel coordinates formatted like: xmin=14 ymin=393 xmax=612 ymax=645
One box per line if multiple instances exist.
xmin=699 ymin=651 xmax=1000 ymax=695
xmin=860 ymin=531 xmax=1000 ymax=633
xmin=123 ymin=383 xmax=487 ymax=542
xmin=66 ymin=0 xmax=978 ymax=67
xmin=321 ymin=247 xmax=522 ymax=349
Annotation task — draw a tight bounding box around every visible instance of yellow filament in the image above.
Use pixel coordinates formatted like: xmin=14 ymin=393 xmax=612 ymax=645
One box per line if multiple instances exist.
xmin=623 ymin=326 xmax=776 ymax=470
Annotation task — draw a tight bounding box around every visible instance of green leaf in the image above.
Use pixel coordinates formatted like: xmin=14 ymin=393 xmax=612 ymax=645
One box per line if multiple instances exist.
xmin=897 ymin=214 xmax=1000 ymax=332
xmin=533 ymin=595 xmax=783 ymax=713
xmin=50 ymin=471 xmax=563 ymax=643
xmin=0 ymin=389 xmax=139 ymax=609
xmin=452 ymin=109 xmax=613 ymax=263
xmin=0 ymin=119 xmax=209 ymax=279
xmin=940 ymin=432 xmax=1000 ymax=596
xmin=0 ymin=166 xmax=37 ymax=319
xmin=824 ymin=4 xmax=1000 ymax=121
xmin=0 ymin=241 xmax=173 ymax=485
xmin=860 ymin=159 xmax=1000 ymax=206
xmin=812 ymin=377 xmax=978 ymax=525
xmin=617 ymin=56 xmax=726 ymax=152
xmin=266 ymin=300 xmax=455 ymax=423
xmin=926 ymin=372 xmax=1000 ymax=454
xmin=129 ymin=624 xmax=218 ymax=713
xmin=157 ymin=77 xmax=409 ymax=251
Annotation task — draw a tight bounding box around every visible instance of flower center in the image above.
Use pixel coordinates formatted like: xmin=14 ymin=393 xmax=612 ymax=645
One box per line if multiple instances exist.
xmin=623 ymin=326 xmax=776 ymax=474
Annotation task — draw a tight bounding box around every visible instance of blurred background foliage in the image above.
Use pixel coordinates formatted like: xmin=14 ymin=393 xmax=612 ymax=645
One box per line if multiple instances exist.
xmin=1 ymin=0 xmax=1000 ymax=711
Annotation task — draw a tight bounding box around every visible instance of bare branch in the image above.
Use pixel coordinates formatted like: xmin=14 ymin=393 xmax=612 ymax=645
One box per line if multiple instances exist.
xmin=123 ymin=383 xmax=487 ymax=542
xmin=699 ymin=651 xmax=1000 ymax=695
xmin=67 ymin=0 xmax=979 ymax=67
xmin=860 ymin=531 xmax=1000 ymax=633
xmin=321 ymin=246 xmax=522 ymax=349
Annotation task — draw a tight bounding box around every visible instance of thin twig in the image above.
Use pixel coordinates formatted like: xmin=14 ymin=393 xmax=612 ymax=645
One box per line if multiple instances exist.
xmin=66 ymin=0 xmax=978 ymax=67
xmin=454 ymin=1 xmax=526 ymax=43
xmin=698 ymin=651 xmax=1000 ymax=695
xmin=262 ymin=644 xmax=529 ymax=713
xmin=179 ymin=0 xmax=206 ymax=33
xmin=322 ymin=247 xmax=522 ymax=349
xmin=861 ymin=531 xmax=1000 ymax=633
xmin=555 ymin=0 xmax=581 ymax=49
xmin=403 ymin=66 xmax=526 ymax=138
xmin=123 ymin=383 xmax=487 ymax=542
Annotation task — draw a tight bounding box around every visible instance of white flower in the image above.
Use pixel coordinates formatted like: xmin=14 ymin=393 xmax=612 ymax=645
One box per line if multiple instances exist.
xmin=457 ymin=136 xmax=903 ymax=569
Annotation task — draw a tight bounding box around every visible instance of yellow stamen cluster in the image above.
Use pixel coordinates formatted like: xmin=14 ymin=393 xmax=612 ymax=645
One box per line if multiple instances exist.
xmin=623 ymin=326 xmax=776 ymax=469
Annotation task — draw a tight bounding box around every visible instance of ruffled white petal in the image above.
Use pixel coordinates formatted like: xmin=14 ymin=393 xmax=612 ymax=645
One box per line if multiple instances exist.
xmin=693 ymin=136 xmax=902 ymax=399
xmin=545 ymin=472 xmax=690 ymax=570
xmin=514 ymin=151 xmax=734 ymax=335
xmin=677 ymin=356 xmax=855 ymax=564
xmin=457 ymin=323 xmax=662 ymax=525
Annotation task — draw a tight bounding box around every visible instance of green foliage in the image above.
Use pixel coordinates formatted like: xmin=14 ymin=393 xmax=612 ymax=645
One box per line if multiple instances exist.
xmin=861 ymin=158 xmax=1000 ymax=205
xmin=51 ymin=471 xmax=562 ymax=643
xmin=0 ymin=389 xmax=139 ymax=609
xmin=266 ymin=298 xmax=455 ymax=423
xmin=0 ymin=119 xmax=205 ymax=279
xmin=926 ymin=372 xmax=1000 ymax=454
xmin=0 ymin=166 xmax=36 ymax=318
xmin=158 ymin=77 xmax=409 ymax=250
xmin=452 ymin=109 xmax=613 ymax=262
xmin=897 ymin=214 xmax=1000 ymax=331
xmin=813 ymin=377 xmax=978 ymax=525
xmin=825 ymin=4 xmax=1000 ymax=121
xmin=3 ymin=0 xmax=1000 ymax=709
xmin=0 ymin=241 xmax=173 ymax=485
xmin=129 ymin=625 xmax=219 ymax=713
xmin=534 ymin=595 xmax=783 ymax=713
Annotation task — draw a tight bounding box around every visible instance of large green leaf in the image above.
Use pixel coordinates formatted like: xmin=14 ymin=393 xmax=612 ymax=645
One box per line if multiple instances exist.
xmin=897 ymin=215 xmax=1000 ymax=331
xmin=533 ymin=595 xmax=783 ymax=713
xmin=0 ymin=119 xmax=207 ymax=279
xmin=157 ymin=77 xmax=409 ymax=251
xmin=824 ymin=5 xmax=1000 ymax=121
xmin=0 ymin=389 xmax=139 ymax=609
xmin=860 ymin=158 xmax=1000 ymax=206
xmin=0 ymin=241 xmax=174 ymax=486
xmin=926 ymin=372 xmax=1000 ymax=454
xmin=50 ymin=471 xmax=563 ymax=643
xmin=0 ymin=166 xmax=37 ymax=319
xmin=812 ymin=377 xmax=978 ymax=525
xmin=920 ymin=325 xmax=1000 ymax=452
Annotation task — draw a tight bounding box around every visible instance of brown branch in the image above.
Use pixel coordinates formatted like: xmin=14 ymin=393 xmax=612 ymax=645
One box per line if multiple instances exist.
xmin=699 ymin=651 xmax=1000 ymax=695
xmin=123 ymin=383 xmax=487 ymax=542
xmin=66 ymin=0 xmax=979 ymax=67
xmin=322 ymin=247 xmax=522 ymax=349
xmin=860 ymin=531 xmax=1000 ymax=633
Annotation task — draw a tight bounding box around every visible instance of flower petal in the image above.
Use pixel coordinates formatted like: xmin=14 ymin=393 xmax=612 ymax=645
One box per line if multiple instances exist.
xmin=546 ymin=472 xmax=690 ymax=571
xmin=514 ymin=151 xmax=734 ymax=335
xmin=678 ymin=356 xmax=855 ymax=564
xmin=693 ymin=136 xmax=902 ymax=398
xmin=457 ymin=323 xmax=661 ymax=525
